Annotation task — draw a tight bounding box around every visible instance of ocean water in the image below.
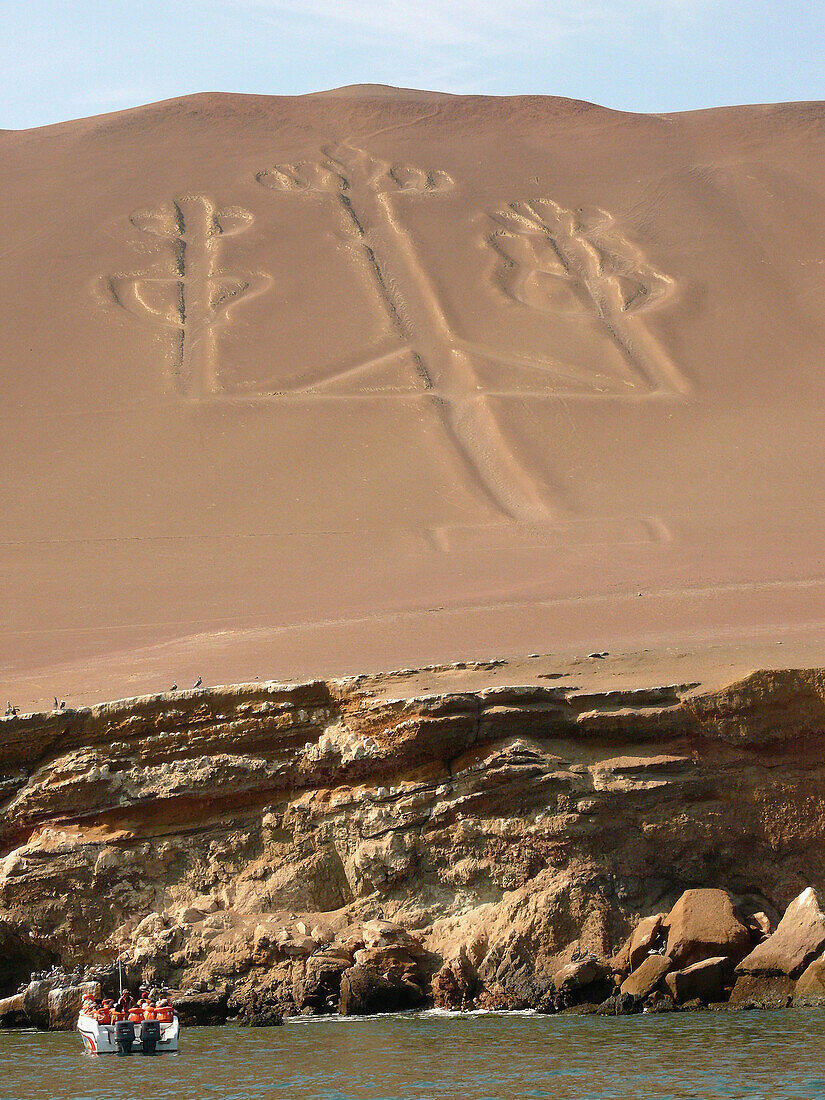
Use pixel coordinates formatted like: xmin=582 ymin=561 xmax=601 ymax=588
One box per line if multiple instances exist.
xmin=2 ymin=1008 xmax=824 ymax=1100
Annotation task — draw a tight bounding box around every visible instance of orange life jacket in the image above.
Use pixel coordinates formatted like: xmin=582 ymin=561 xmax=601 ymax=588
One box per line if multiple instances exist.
xmin=128 ymin=1009 xmax=143 ymax=1023
xmin=155 ymin=1006 xmax=173 ymax=1023
xmin=96 ymin=1009 xmax=111 ymax=1024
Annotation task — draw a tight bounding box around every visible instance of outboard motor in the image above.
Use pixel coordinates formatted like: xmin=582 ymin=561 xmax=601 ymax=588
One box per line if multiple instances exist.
xmin=115 ymin=1019 xmax=135 ymax=1056
xmin=141 ymin=1018 xmax=161 ymax=1055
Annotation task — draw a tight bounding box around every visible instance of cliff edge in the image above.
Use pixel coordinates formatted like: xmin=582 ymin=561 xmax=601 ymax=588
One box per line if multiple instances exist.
xmin=2 ymin=659 xmax=825 ymax=1018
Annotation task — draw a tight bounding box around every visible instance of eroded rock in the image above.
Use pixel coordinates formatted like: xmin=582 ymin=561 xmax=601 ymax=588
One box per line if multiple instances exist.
xmin=728 ymin=973 xmax=794 ymax=1009
xmin=793 ymin=957 xmax=825 ymax=1006
xmin=613 ymin=913 xmax=666 ymax=974
xmin=621 ymin=954 xmax=670 ymax=999
xmin=48 ymin=982 xmax=100 ymax=1030
xmin=736 ymin=887 xmax=825 ymax=979
xmin=172 ymin=990 xmax=229 ymax=1026
xmin=431 ymin=952 xmax=477 ymax=1010
xmin=665 ymin=957 xmax=726 ymax=1006
xmin=0 ymin=994 xmax=26 ymax=1028
xmin=665 ymin=889 xmax=750 ymax=967
xmin=339 ymin=965 xmax=423 ymax=1016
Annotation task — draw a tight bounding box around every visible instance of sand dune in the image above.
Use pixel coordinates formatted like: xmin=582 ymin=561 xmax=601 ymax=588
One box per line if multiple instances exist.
xmin=2 ymin=87 xmax=825 ymax=708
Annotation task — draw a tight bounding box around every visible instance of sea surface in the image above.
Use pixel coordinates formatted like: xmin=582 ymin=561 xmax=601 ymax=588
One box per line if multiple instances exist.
xmin=2 ymin=1008 xmax=824 ymax=1100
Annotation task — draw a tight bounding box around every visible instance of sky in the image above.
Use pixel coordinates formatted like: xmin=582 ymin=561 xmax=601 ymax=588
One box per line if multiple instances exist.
xmin=1 ymin=0 xmax=824 ymax=129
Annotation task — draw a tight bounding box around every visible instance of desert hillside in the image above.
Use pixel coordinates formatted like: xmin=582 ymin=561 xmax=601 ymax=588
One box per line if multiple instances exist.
xmin=2 ymin=89 xmax=825 ymax=707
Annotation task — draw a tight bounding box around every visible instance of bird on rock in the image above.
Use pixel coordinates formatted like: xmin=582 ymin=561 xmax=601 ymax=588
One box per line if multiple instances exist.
xmin=194 ymin=676 xmax=202 ymax=688
xmin=170 ymin=682 xmax=178 ymax=692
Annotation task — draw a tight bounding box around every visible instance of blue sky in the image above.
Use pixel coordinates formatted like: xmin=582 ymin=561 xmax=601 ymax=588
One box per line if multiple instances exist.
xmin=2 ymin=0 xmax=824 ymax=129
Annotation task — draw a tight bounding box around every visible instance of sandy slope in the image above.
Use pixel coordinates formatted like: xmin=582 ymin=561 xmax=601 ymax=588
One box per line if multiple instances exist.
xmin=2 ymin=87 xmax=825 ymax=709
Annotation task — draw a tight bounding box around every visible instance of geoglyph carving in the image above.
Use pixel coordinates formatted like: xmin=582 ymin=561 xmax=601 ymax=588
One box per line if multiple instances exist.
xmin=257 ymin=144 xmax=561 ymax=522
xmin=107 ymin=194 xmax=270 ymax=398
xmin=102 ymin=153 xmax=684 ymax=526
xmin=487 ymin=199 xmax=687 ymax=396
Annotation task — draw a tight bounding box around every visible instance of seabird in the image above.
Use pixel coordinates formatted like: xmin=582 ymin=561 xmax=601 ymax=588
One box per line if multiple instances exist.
xmin=5 ymin=701 xmax=12 ymax=717
xmin=170 ymin=682 xmax=178 ymax=692
xmin=194 ymin=676 xmax=202 ymax=688
xmin=54 ymin=696 xmax=59 ymax=709
xmin=59 ymin=700 xmax=66 ymax=710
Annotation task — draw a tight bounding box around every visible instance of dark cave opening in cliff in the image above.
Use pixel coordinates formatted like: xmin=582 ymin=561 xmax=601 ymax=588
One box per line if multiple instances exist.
xmin=0 ymin=925 xmax=58 ymax=997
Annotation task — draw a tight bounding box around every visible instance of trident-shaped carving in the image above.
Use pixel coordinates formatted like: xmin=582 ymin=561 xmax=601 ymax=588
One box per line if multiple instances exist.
xmin=108 ymin=195 xmax=269 ymax=398
xmin=488 ymin=199 xmax=688 ymax=396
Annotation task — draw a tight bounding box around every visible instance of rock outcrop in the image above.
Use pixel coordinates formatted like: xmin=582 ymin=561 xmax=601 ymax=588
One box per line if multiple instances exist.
xmin=620 ymin=954 xmax=670 ymax=999
xmin=0 ymin=994 xmax=26 ymax=1027
xmin=793 ymin=957 xmax=825 ymax=1006
xmin=664 ymin=889 xmax=750 ymax=968
xmin=665 ymin=958 xmax=726 ymax=1006
xmin=2 ymin=665 xmax=825 ymax=1020
xmin=736 ymin=887 xmax=825 ymax=978
xmin=339 ymin=965 xmax=424 ymax=1016
xmin=613 ymin=913 xmax=666 ymax=973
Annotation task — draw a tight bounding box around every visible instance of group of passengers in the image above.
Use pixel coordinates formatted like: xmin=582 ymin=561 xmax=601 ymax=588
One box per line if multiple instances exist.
xmin=82 ymin=987 xmax=174 ymax=1024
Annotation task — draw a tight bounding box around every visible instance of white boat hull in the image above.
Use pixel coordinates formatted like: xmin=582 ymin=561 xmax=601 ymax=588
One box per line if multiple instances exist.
xmin=78 ymin=1011 xmax=180 ymax=1054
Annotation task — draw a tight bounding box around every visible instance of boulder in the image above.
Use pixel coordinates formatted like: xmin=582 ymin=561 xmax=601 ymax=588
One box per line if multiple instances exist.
xmin=561 ymin=1002 xmax=601 ymax=1015
xmin=0 ymin=994 xmax=27 ymax=1028
xmin=339 ymin=964 xmax=424 ymax=1016
xmin=431 ymin=952 xmax=477 ymax=1010
xmin=277 ymin=933 xmax=317 ymax=958
xmin=361 ymin=921 xmax=424 ymax=956
xmin=645 ymin=991 xmax=676 ymax=1012
xmin=172 ymin=990 xmax=229 ymax=1026
xmin=793 ymin=956 xmax=825 ymax=1006
xmin=746 ymin=912 xmax=772 ymax=941
xmin=613 ymin=914 xmax=666 ymax=974
xmin=595 ymin=991 xmax=640 ymax=1016
xmin=297 ymin=950 xmax=354 ymax=1011
xmin=664 ymin=957 xmax=726 ymax=1006
xmin=48 ymin=982 xmax=100 ymax=1030
xmin=728 ymin=973 xmax=794 ymax=1009
xmin=190 ymin=894 xmax=220 ymax=914
xmin=175 ymin=907 xmax=206 ymax=927
xmin=239 ymin=1009 xmax=284 ymax=1027
xmin=353 ymin=946 xmax=417 ymax=970
xmin=553 ymin=958 xmax=607 ymax=992
xmin=736 ymin=887 xmax=825 ymax=979
xmin=21 ymin=980 xmax=54 ymax=1030
xmin=665 ymin=889 xmax=750 ymax=967
xmin=620 ymin=954 xmax=670 ymax=999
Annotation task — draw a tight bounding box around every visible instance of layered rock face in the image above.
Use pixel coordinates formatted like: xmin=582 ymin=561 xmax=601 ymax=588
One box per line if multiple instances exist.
xmin=3 ymin=665 xmax=825 ymax=1019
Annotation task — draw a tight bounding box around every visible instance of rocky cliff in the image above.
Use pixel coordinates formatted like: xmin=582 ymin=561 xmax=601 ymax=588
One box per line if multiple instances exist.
xmin=2 ymin=662 xmax=825 ymax=1020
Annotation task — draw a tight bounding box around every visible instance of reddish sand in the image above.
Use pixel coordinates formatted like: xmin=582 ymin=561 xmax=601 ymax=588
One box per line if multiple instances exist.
xmin=2 ymin=87 xmax=825 ymax=710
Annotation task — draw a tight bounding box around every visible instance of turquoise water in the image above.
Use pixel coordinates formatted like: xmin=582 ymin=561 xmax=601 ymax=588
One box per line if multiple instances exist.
xmin=1 ymin=1009 xmax=824 ymax=1100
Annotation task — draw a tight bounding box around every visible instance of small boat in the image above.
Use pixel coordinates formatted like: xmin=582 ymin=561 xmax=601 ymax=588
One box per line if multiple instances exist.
xmin=78 ymin=1009 xmax=180 ymax=1054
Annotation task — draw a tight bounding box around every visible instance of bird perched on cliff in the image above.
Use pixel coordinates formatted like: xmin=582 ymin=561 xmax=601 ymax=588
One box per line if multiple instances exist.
xmin=59 ymin=700 xmax=66 ymax=710
xmin=194 ymin=676 xmax=202 ymax=688
xmin=53 ymin=696 xmax=59 ymax=710
xmin=170 ymin=682 xmax=178 ymax=691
